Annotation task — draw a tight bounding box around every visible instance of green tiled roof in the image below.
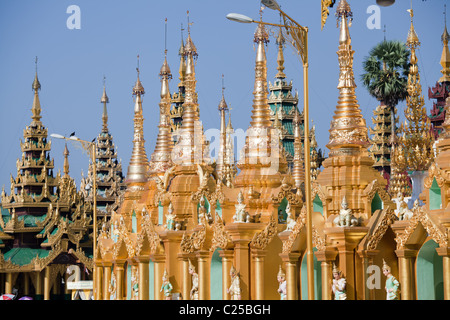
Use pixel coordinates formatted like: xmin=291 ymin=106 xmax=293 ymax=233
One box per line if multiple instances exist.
xmin=3 ymin=247 xmax=49 ymax=266
xmin=283 ymin=140 xmax=295 ymax=157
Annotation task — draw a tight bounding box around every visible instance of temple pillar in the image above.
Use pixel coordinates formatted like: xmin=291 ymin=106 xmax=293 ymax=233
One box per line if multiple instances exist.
xmin=315 ymin=249 xmax=338 ymax=300
xmin=225 ymin=223 xmax=265 ymax=300
xmin=177 ymin=253 xmax=191 ymax=300
xmin=357 ymin=250 xmax=379 ymax=300
xmin=44 ymin=266 xmax=51 ymax=300
xmin=35 ymin=270 xmax=44 ymax=300
xmin=395 ymin=249 xmax=417 ymax=300
xmin=324 ymin=226 xmax=368 ymax=300
xmin=219 ymin=249 xmax=234 ymax=300
xmin=95 ymin=263 xmax=103 ymax=300
xmin=24 ymin=272 xmax=30 ymax=296
xmin=279 ymin=252 xmax=300 ymax=300
xmin=102 ymin=263 xmax=112 ymax=300
xmin=152 ymin=253 xmax=166 ymax=300
xmin=114 ymin=260 xmax=126 ymax=300
xmin=197 ymin=250 xmax=211 ymax=300
xmin=251 ymin=248 xmax=266 ymax=300
xmin=437 ymin=247 xmax=450 ymax=300
xmin=136 ymin=256 xmax=150 ymax=300
xmin=4 ymin=272 xmax=12 ymax=294
xmin=160 ymin=230 xmax=184 ymax=297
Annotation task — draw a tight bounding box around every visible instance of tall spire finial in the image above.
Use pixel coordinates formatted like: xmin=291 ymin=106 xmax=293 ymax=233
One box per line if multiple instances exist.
xmin=101 ymin=75 xmax=109 ymax=132
xmin=133 ymin=54 xmax=145 ymax=96
xmin=31 ymin=56 xmax=42 ymax=123
xmin=440 ymin=3 xmax=450 ymax=83
xmin=327 ymin=0 xmax=369 ymax=153
xmin=63 ymin=143 xmax=70 ymax=176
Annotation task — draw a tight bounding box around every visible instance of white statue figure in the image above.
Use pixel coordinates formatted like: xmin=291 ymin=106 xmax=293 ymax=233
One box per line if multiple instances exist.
xmin=198 ymin=197 xmax=213 ymax=225
xmin=277 ymin=265 xmax=287 ymax=300
xmin=227 ymin=265 xmax=241 ymax=300
xmin=131 ymin=267 xmax=139 ymax=300
xmin=394 ymin=192 xmax=413 ymax=221
xmin=333 ymin=196 xmax=359 ymax=227
xmin=189 ymin=260 xmax=199 ymax=300
xmin=165 ymin=202 xmax=176 ymax=231
xmin=331 ymin=263 xmax=347 ymax=300
xmin=233 ymin=191 xmax=250 ymax=223
xmin=285 ymin=201 xmax=297 ymax=231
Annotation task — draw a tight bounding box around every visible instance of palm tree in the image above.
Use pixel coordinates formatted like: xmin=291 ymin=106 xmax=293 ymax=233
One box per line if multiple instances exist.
xmin=362 ymin=40 xmax=410 ymax=140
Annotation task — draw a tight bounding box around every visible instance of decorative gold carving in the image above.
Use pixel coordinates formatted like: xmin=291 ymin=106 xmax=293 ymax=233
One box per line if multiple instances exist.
xmin=424 ymin=163 xmax=446 ymax=189
xmin=250 ymin=215 xmax=277 ymax=250
xmin=282 ymin=205 xmax=307 ymax=253
xmin=210 ymin=213 xmax=231 ymax=252
xmin=395 ymin=203 xmax=448 ymax=250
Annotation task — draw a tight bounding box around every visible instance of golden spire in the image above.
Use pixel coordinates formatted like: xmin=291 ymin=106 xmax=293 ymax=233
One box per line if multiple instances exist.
xmin=217 ymin=75 xmax=228 ymax=179
xmin=101 ymin=76 xmax=109 ymax=133
xmin=275 ymin=28 xmax=286 ymax=79
xmin=439 ymin=4 xmax=450 ymax=83
xmin=126 ymin=56 xmax=149 ymax=185
xmin=173 ymin=12 xmax=209 ymax=165
xmin=31 ymin=56 xmax=42 ymax=124
xmin=250 ymin=20 xmax=271 ymax=128
xmin=150 ymin=20 xmax=174 ymax=175
xmin=400 ymin=5 xmax=434 ymax=171
xmin=63 ymin=143 xmax=70 ymax=176
xmin=178 ymin=24 xmax=187 ymax=89
xmin=327 ymin=0 xmax=369 ymax=154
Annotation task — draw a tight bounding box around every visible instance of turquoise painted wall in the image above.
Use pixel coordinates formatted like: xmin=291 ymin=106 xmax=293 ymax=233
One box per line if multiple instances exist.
xmin=300 ymin=248 xmax=322 ymax=300
xmin=417 ymin=240 xmax=444 ymax=300
xmin=210 ymin=249 xmax=223 ymax=300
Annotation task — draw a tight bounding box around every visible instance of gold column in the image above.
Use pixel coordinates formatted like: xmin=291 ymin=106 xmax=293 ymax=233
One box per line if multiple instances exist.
xmin=95 ymin=264 xmax=103 ymax=300
xmin=103 ymin=263 xmax=112 ymax=300
xmin=395 ymin=249 xmax=416 ymax=300
xmin=280 ymin=252 xmax=300 ymax=300
xmin=152 ymin=254 xmax=165 ymax=300
xmin=197 ymin=250 xmax=210 ymax=300
xmin=114 ymin=261 xmax=126 ymax=300
xmin=436 ymin=247 xmax=450 ymax=300
xmin=35 ymin=270 xmax=43 ymax=300
xmin=44 ymin=266 xmax=51 ymax=300
xmin=4 ymin=272 xmax=12 ymax=294
xmin=24 ymin=272 xmax=30 ymax=296
xmin=179 ymin=255 xmax=191 ymax=301
xmin=251 ymin=248 xmax=266 ymax=300
xmin=220 ymin=250 xmax=234 ymax=300
xmin=314 ymin=249 xmax=338 ymax=300
xmin=137 ymin=257 xmax=150 ymax=300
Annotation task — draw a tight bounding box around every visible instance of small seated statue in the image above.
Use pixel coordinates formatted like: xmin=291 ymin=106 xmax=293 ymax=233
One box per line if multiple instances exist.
xmin=394 ymin=192 xmax=413 ymax=221
xmin=333 ymin=196 xmax=359 ymax=227
xmin=233 ymin=191 xmax=250 ymax=223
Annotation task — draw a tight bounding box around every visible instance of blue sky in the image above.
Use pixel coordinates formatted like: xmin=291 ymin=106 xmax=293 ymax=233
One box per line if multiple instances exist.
xmin=0 ymin=0 xmax=446 ymax=188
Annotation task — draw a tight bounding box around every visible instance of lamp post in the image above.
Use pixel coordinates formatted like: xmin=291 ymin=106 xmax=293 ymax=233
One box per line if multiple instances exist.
xmin=50 ymin=133 xmax=98 ymax=299
xmin=227 ymin=0 xmax=315 ymax=300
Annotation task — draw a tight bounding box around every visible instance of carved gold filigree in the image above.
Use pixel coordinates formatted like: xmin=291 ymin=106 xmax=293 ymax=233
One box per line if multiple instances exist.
xmin=424 ymin=163 xmax=446 ymax=189
xmin=210 ymin=213 xmax=231 ymax=252
xmin=395 ymin=205 xmax=448 ymax=250
xmin=282 ymin=205 xmax=307 ymax=253
xmin=180 ymin=224 xmax=206 ymax=254
xmin=250 ymin=215 xmax=278 ymax=250
xmin=366 ymin=208 xmax=397 ymax=251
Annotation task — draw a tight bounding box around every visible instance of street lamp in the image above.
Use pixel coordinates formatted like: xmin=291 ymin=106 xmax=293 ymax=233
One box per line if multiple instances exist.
xmin=50 ymin=133 xmax=98 ymax=299
xmin=227 ymin=0 xmax=315 ymax=300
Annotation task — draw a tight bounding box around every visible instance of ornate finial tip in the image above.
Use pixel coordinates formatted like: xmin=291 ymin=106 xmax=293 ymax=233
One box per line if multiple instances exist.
xmin=335 ymin=0 xmax=353 ymax=20
xmin=254 ymin=22 xmax=269 ymax=43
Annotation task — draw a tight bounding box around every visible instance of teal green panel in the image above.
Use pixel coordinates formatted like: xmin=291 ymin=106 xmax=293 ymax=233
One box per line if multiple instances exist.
xmin=210 ymin=249 xmax=223 ymax=300
xmin=371 ymin=192 xmax=383 ymax=214
xmin=278 ymin=198 xmax=288 ymax=223
xmin=149 ymin=260 xmax=154 ymax=300
xmin=301 ymin=248 xmax=322 ymax=300
xmin=313 ymin=194 xmax=323 ymax=216
xmin=216 ymin=200 xmax=222 ymax=218
xmin=417 ymin=240 xmax=444 ymax=300
xmin=429 ymin=178 xmax=442 ymax=210
xmin=127 ymin=264 xmax=132 ymax=300
xmin=132 ymin=210 xmax=137 ymax=233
